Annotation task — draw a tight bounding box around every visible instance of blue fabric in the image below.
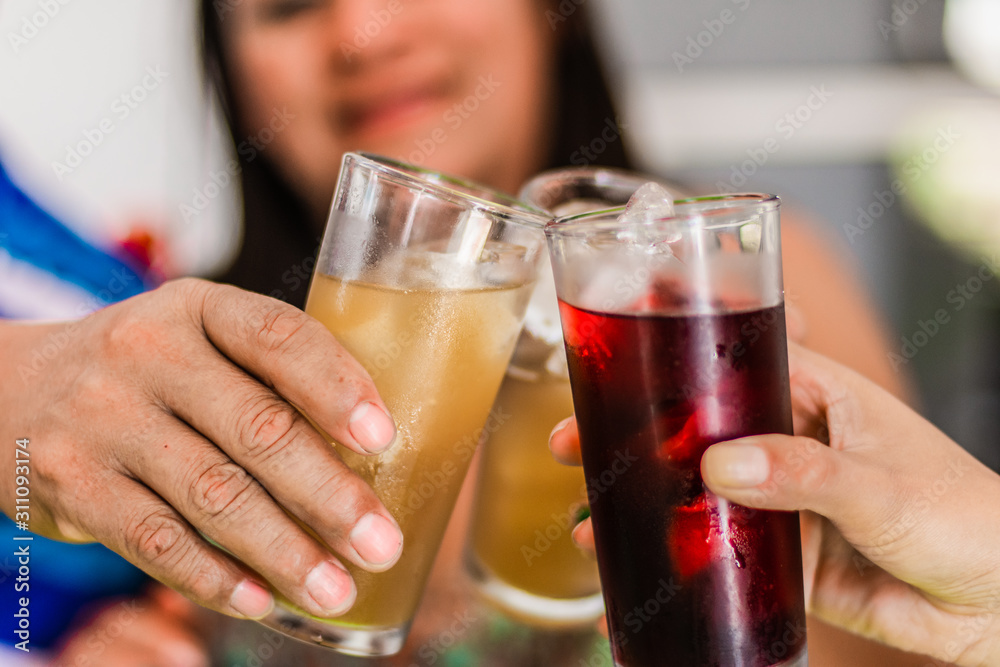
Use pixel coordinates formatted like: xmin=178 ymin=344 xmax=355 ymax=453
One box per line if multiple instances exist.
xmin=0 ymin=158 xmax=147 ymax=303
xmin=0 ymin=518 xmax=149 ymax=648
xmin=0 ymin=155 xmax=150 ymax=649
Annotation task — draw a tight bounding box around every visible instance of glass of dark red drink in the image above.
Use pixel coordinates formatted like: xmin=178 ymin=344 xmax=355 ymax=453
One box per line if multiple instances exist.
xmin=545 ymin=194 xmax=807 ymax=667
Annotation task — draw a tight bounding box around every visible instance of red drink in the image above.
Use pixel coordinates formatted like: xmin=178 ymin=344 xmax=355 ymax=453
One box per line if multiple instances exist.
xmin=560 ymin=299 xmax=806 ymax=667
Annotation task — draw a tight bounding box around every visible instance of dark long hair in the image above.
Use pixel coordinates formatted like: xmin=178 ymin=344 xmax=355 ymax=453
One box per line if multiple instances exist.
xmin=200 ymin=1 xmax=633 ymax=304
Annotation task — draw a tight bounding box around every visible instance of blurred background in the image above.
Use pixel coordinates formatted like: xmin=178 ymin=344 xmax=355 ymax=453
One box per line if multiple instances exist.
xmin=1 ymin=0 xmax=998 ymax=469
xmin=2 ymin=1 xmax=1000 ymax=665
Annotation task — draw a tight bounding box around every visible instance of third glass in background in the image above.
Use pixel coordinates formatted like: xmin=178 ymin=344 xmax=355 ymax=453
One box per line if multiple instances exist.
xmin=546 ymin=194 xmax=807 ymax=667
xmin=464 ymin=169 xmax=686 ymax=628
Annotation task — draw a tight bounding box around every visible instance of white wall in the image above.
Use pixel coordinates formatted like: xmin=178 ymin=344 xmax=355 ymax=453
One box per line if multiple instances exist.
xmin=0 ymin=0 xmax=239 ymax=276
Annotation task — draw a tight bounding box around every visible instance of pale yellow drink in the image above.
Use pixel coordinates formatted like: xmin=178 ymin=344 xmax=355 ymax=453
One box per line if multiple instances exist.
xmin=467 ymin=369 xmax=603 ymax=625
xmin=302 ymin=270 xmax=531 ymax=631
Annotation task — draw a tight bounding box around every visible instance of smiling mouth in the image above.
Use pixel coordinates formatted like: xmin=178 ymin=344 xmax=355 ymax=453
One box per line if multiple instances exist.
xmin=339 ymin=87 xmax=450 ymax=140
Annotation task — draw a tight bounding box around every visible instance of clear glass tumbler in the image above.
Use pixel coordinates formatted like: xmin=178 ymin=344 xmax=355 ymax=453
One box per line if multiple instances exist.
xmin=259 ymin=152 xmax=548 ymax=656
xmin=546 ymin=194 xmax=808 ymax=667
xmin=464 ymin=168 xmax=686 ymax=627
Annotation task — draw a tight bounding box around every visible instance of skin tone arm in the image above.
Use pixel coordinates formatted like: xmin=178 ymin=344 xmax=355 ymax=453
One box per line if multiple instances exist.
xmin=781 ymin=215 xmax=911 ymax=403
xmin=551 ymin=344 xmax=1000 ymax=667
xmin=0 ymin=278 xmax=404 ymax=622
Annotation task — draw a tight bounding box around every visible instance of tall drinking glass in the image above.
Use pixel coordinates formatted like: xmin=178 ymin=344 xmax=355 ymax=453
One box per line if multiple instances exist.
xmin=546 ymin=195 xmax=808 ymax=666
xmin=259 ymin=152 xmax=547 ymax=656
xmin=464 ymin=168 xmax=688 ymax=626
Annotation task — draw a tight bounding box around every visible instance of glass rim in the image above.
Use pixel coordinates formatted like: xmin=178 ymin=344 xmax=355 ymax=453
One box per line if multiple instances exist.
xmin=347 ymin=152 xmax=550 ymax=225
xmin=544 ymin=192 xmax=780 ymax=236
xmin=518 ymin=166 xmax=671 ymax=210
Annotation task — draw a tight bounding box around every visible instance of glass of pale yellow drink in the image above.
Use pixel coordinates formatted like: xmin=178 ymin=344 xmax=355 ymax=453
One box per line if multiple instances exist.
xmin=260 ymin=152 xmax=547 ymax=656
xmin=464 ymin=168 xmax=688 ymax=627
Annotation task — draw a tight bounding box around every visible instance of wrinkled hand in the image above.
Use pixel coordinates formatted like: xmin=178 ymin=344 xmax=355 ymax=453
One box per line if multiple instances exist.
xmin=0 ymin=279 xmax=404 ymax=620
xmin=550 ymin=345 xmax=1000 ymax=666
xmin=53 ymin=585 xmax=208 ymax=667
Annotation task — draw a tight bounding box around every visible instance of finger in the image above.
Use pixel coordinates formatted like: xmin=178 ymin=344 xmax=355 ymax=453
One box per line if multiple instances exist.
xmin=66 ymin=474 xmax=276 ymax=622
xmin=571 ymin=517 xmax=594 ymax=553
xmin=121 ymin=416 xmax=369 ymax=617
xmin=700 ymin=434 xmax=885 ymax=534
xmin=148 ymin=343 xmax=403 ymax=573
xmin=786 ymin=343 xmax=880 ymax=446
xmin=784 ymin=298 xmax=808 ymax=344
xmin=549 ymin=416 xmax=582 ymax=466
xmin=597 ymin=614 xmax=609 ymax=639
xmin=192 ymin=280 xmax=396 ymax=455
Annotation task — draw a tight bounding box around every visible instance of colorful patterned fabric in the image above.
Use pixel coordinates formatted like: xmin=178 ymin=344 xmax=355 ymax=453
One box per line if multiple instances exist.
xmin=0 ymin=155 xmax=151 ymax=649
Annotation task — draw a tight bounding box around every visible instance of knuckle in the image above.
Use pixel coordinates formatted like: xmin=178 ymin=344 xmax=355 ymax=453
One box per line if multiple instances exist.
xmin=159 ymin=276 xmax=212 ymax=304
xmin=176 ymin=562 xmax=228 ymax=607
xmin=124 ymin=507 xmax=191 ymax=569
xmin=190 ymin=461 xmax=259 ymax=524
xmin=104 ymin=306 xmax=172 ymax=361
xmin=259 ymin=526 xmax=312 ymax=577
xmin=250 ymin=304 xmax=315 ymax=358
xmin=123 ymin=507 xmax=228 ymax=604
xmin=311 ymin=466 xmax=372 ymax=522
xmin=794 ymin=448 xmax=834 ymax=495
xmin=236 ymin=395 xmax=300 ymax=461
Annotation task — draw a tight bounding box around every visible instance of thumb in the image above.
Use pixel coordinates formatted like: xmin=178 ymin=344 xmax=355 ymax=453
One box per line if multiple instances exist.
xmin=700 ymin=434 xmax=878 ymax=531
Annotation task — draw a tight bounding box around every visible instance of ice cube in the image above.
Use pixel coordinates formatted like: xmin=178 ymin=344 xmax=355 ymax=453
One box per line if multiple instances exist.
xmin=522 ymin=255 xmax=562 ymax=346
xmin=618 ymin=182 xmax=676 ymax=224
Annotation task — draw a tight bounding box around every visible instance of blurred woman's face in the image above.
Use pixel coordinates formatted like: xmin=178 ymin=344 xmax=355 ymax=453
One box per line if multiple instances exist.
xmin=221 ymin=0 xmax=557 ymax=218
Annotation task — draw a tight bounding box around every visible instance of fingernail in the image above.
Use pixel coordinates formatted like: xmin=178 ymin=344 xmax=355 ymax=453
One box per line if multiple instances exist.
xmin=306 ymin=561 xmax=355 ymax=615
xmin=704 ymin=443 xmax=770 ymax=487
xmin=230 ymin=580 xmax=274 ymax=619
xmin=549 ymin=416 xmax=573 ymax=443
xmin=349 ymin=402 xmax=396 ymax=453
xmin=350 ymin=513 xmax=403 ymax=567
xmin=571 ymin=521 xmax=589 ymax=546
